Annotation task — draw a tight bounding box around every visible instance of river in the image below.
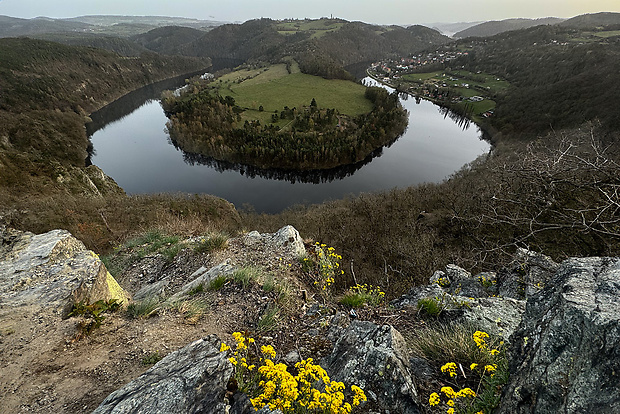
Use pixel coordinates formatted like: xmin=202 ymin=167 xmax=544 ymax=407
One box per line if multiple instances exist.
xmin=87 ymin=75 xmax=490 ymax=213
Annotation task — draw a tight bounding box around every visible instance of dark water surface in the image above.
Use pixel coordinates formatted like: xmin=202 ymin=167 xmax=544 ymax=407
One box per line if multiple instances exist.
xmin=88 ymin=76 xmax=490 ymax=213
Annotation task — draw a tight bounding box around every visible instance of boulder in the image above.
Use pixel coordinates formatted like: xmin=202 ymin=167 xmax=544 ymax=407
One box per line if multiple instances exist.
xmin=498 ymin=257 xmax=620 ymax=414
xmin=0 ymin=228 xmax=130 ymax=316
xmin=93 ymin=335 xmax=232 ymax=414
xmin=323 ymin=320 xmax=422 ymax=414
xmin=244 ymin=225 xmax=306 ymax=257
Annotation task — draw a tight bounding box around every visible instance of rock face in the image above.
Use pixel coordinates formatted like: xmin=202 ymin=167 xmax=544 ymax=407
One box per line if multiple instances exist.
xmin=0 ymin=227 xmax=130 ymax=315
xmin=92 ymin=335 xmax=233 ymax=414
xmin=323 ymin=320 xmax=422 ymax=414
xmin=498 ymin=257 xmax=620 ymax=414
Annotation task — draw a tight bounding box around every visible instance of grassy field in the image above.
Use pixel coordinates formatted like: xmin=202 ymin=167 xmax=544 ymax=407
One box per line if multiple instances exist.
xmin=399 ymin=70 xmax=507 ymax=115
xmin=217 ymin=63 xmax=373 ymax=124
xmin=275 ymin=19 xmax=345 ymax=39
xmin=403 ymin=70 xmax=509 ymax=93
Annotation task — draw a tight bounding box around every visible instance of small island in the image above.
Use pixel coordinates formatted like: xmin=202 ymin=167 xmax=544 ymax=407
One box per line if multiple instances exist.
xmin=161 ymin=61 xmax=408 ymax=170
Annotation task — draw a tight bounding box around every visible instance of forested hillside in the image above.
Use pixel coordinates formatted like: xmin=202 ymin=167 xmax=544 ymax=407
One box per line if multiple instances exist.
xmin=445 ymin=25 xmax=620 ymax=133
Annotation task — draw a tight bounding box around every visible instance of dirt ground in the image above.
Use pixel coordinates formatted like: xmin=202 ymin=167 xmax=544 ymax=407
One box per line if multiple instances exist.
xmin=0 ymin=235 xmax=421 ymax=413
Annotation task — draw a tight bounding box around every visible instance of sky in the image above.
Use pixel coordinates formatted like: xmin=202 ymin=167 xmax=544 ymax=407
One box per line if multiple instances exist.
xmin=0 ymin=0 xmax=618 ymax=25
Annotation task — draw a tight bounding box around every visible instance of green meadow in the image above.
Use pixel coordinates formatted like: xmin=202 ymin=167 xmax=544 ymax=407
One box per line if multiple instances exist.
xmin=217 ymin=63 xmax=373 ymax=123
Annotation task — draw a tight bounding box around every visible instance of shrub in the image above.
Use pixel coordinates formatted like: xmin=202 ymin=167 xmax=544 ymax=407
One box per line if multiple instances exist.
xmin=426 ymin=330 xmax=508 ymax=414
xmin=339 ymin=284 xmax=385 ymax=308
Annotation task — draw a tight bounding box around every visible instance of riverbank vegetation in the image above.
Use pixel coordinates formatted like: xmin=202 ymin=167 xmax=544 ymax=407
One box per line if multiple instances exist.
xmin=162 ymin=62 xmax=408 ymax=169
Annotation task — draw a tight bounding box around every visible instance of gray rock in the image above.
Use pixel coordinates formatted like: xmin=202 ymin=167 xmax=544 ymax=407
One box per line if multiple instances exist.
xmin=462 ymin=297 xmax=525 ymax=343
xmin=133 ymin=278 xmax=170 ymax=301
xmin=498 ymin=248 xmax=559 ymax=299
xmin=0 ymin=228 xmax=130 ymax=316
xmin=92 ymin=335 xmax=233 ymax=414
xmin=323 ymin=321 xmax=422 ymax=414
xmin=498 ymin=257 xmax=620 ymax=414
xmin=243 ymin=226 xmax=306 ymax=257
xmin=390 ymin=284 xmax=445 ymax=309
xmin=169 ymin=261 xmax=236 ymax=301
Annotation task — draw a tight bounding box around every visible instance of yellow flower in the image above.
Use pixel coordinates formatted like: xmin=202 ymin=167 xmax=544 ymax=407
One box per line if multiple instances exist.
xmin=490 ymin=349 xmax=500 ymax=355
xmin=485 ymin=364 xmax=497 ymax=375
xmin=446 ymin=399 xmax=455 ymax=407
xmin=456 ymin=388 xmax=476 ymax=398
xmin=441 ymin=362 xmax=458 ymax=378
xmin=219 ymin=343 xmax=230 ymax=352
xmin=441 ymin=386 xmax=456 ymax=398
xmin=229 ymin=357 xmax=237 ymax=365
xmin=447 ymin=408 xmax=455 ymax=414
xmin=470 ymin=363 xmax=478 ymax=371
xmin=473 ymin=331 xmax=490 ymax=349
xmin=428 ymin=392 xmax=441 ymax=406
xmin=261 ymin=345 xmax=276 ymax=359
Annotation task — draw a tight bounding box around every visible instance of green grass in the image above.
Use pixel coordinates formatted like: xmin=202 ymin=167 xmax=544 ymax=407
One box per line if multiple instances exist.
xmin=141 ymin=350 xmax=163 ymax=366
xmin=218 ymin=64 xmax=372 ymax=117
xmin=127 ymin=297 xmax=160 ymax=319
xmin=275 ymin=20 xmax=345 ymax=39
xmin=232 ymin=267 xmax=263 ymax=289
xmin=257 ymin=305 xmax=280 ymax=332
xmin=590 ymin=30 xmax=620 ymax=38
xmin=402 ymin=70 xmax=509 ymax=95
xmin=208 ymin=275 xmax=227 ymax=291
xmin=193 ymin=232 xmax=229 ymax=254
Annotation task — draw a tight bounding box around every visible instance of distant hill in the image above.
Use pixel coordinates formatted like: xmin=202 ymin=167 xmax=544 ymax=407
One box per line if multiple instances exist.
xmin=0 ymin=15 xmax=225 ymax=39
xmin=33 ymin=32 xmax=149 ymax=56
xmin=131 ymin=26 xmax=209 ymax=55
xmin=559 ymin=12 xmax=620 ymax=28
xmin=63 ymin=15 xmax=224 ymax=30
xmin=454 ymin=17 xmax=564 ymax=38
xmin=180 ymin=18 xmax=450 ymax=67
xmin=0 ymin=15 xmax=92 ymax=37
xmin=426 ymin=21 xmax=483 ymax=37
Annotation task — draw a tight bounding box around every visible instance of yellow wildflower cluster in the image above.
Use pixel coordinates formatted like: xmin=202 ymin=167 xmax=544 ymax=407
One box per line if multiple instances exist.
xmin=440 ymin=362 xmax=458 ymax=378
xmin=428 ymin=331 xmax=505 ymax=414
xmin=348 ymin=283 xmax=386 ymax=306
xmin=312 ymin=242 xmax=344 ymax=293
xmin=473 ymin=330 xmax=490 ymax=350
xmin=429 ymin=386 xmax=477 ymax=413
xmin=221 ymin=332 xmax=367 ymax=414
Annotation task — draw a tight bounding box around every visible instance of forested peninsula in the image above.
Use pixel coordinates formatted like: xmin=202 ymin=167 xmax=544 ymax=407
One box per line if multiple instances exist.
xmin=161 ymin=70 xmax=408 ymax=170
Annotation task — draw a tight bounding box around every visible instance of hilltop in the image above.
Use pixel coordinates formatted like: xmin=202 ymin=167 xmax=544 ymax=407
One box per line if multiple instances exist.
xmin=453 ymin=17 xmax=565 ymax=38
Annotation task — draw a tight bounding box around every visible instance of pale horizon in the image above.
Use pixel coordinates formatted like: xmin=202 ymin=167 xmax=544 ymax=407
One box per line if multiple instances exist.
xmin=0 ymin=0 xmax=619 ymax=26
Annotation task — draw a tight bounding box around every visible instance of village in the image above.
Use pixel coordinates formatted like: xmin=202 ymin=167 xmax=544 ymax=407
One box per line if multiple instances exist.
xmin=366 ymin=49 xmax=504 ymax=120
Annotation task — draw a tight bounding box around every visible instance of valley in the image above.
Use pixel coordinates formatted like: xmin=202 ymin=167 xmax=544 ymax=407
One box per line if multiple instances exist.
xmin=0 ymin=9 xmax=620 ymax=414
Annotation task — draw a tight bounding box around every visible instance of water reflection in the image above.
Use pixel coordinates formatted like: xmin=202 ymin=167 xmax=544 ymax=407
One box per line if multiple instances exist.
xmin=172 ymin=136 xmax=399 ymax=184
xmin=87 ymin=72 xmax=490 ymax=213
xmin=86 ymin=69 xmax=210 ymax=139
xmin=438 ymin=105 xmax=472 ymax=130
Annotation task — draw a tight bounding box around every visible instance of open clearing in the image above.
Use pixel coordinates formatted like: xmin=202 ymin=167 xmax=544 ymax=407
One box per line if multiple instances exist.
xmin=217 ymin=63 xmax=373 ymax=123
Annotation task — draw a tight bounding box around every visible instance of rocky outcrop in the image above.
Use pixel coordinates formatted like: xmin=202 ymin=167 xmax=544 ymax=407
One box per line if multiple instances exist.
xmin=498 ymin=257 xmax=620 ymax=414
xmin=0 ymin=227 xmax=130 ymax=315
xmin=244 ymin=225 xmax=306 ymax=257
xmin=92 ymin=335 xmax=233 ymax=414
xmin=323 ymin=320 xmax=422 ymax=414
xmin=392 ymin=262 xmax=525 ymax=342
